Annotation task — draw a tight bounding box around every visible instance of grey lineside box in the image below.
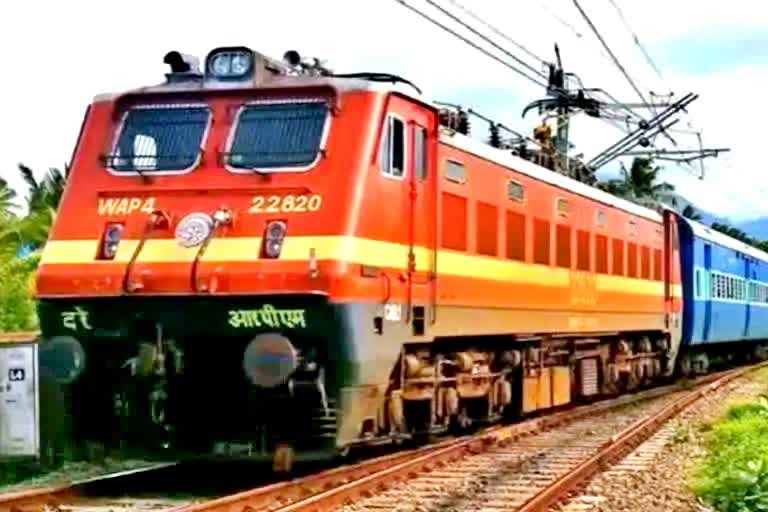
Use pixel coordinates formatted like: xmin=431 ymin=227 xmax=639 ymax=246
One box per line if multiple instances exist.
xmin=0 ymin=335 xmax=39 ymax=459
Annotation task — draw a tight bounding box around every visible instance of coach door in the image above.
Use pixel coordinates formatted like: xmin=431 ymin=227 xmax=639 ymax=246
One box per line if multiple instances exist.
xmin=406 ymin=107 xmax=438 ymax=334
xmin=664 ymin=210 xmax=683 ymax=370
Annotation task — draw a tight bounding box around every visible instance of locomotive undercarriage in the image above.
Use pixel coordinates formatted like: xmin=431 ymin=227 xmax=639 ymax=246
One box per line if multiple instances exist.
xmin=37 ymin=297 xmax=677 ymax=471
xmin=56 ymin=330 xmax=339 ymax=465
xmin=368 ymin=333 xmax=672 ymax=444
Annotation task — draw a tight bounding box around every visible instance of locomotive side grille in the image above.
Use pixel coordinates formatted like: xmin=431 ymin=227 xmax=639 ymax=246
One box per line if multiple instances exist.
xmin=578 ymin=358 xmax=599 ymax=396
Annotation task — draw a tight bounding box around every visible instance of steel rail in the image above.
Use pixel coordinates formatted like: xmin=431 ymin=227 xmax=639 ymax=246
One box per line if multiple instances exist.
xmin=170 ymin=368 xmax=749 ymax=512
xmin=0 ymin=462 xmax=179 ymax=512
xmin=516 ymin=362 xmax=768 ymax=511
xmin=0 ymin=366 xmax=757 ymax=512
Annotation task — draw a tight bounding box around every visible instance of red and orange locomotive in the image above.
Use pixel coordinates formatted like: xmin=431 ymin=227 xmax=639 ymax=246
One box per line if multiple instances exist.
xmin=35 ymin=46 xmax=681 ymax=468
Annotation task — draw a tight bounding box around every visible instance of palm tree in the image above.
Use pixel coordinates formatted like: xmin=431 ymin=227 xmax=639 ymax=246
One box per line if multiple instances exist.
xmin=596 ymin=157 xmax=674 ymax=208
xmin=0 ymin=177 xmax=18 ymax=218
xmin=711 ymin=222 xmax=753 ymax=245
xmin=0 ymin=164 xmax=67 ymax=262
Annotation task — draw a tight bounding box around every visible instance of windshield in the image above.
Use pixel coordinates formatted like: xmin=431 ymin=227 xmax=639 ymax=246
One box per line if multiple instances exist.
xmin=226 ymin=100 xmax=328 ymax=171
xmin=110 ymin=105 xmax=209 ymax=173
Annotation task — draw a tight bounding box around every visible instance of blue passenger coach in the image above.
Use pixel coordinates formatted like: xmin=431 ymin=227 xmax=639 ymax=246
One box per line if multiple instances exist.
xmin=677 ymin=217 xmax=768 ymax=373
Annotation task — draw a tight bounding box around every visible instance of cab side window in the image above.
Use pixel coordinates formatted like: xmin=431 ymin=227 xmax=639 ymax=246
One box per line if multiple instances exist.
xmin=413 ymin=125 xmax=427 ymax=180
xmin=380 ymin=115 xmax=405 ymax=178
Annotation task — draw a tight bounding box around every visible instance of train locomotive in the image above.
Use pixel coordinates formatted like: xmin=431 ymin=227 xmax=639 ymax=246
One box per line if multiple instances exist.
xmin=33 ymin=46 xmax=768 ymax=470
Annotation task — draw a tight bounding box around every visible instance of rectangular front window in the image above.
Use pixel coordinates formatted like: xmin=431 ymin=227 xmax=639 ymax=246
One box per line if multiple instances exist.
xmin=110 ymin=105 xmax=209 ymax=173
xmin=227 ymin=100 xmax=328 ymax=170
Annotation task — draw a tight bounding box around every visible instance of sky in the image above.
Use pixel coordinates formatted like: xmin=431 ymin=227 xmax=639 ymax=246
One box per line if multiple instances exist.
xmin=0 ymin=0 xmax=766 ymax=222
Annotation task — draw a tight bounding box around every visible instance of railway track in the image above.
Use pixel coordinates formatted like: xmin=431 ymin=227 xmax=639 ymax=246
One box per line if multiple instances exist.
xmin=1 ymin=364 xmax=761 ymax=512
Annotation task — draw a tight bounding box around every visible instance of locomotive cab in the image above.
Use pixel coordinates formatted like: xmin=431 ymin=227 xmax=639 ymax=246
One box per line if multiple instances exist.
xmin=34 ymin=46 xmax=441 ymax=465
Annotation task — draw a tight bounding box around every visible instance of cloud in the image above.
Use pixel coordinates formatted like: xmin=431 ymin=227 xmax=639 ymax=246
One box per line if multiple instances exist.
xmin=0 ymin=0 xmax=765 ymax=223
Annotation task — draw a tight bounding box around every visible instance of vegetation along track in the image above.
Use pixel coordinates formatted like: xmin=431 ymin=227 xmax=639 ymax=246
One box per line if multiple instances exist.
xmin=0 ymin=364 xmax=761 ymax=512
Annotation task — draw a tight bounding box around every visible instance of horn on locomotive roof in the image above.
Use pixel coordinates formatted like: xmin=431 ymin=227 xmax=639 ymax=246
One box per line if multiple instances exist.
xmin=282 ymin=50 xmax=332 ymax=76
xmin=163 ymin=51 xmax=202 ymax=82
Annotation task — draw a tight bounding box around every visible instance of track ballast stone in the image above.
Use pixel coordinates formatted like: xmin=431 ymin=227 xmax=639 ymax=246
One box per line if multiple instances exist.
xmin=558 ymin=371 xmax=768 ymax=512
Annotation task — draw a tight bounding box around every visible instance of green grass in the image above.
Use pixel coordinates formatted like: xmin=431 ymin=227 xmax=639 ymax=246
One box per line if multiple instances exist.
xmin=691 ymin=395 xmax=768 ymax=511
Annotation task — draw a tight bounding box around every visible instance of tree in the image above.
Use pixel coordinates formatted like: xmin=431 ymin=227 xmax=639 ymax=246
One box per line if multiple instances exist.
xmin=711 ymin=222 xmax=753 ymax=245
xmin=0 ymin=177 xmax=18 ymax=218
xmin=682 ymin=204 xmax=703 ymax=221
xmin=0 ymin=163 xmax=66 ymax=332
xmin=0 ymin=256 xmax=38 ymax=332
xmin=0 ymin=164 xmax=67 ymax=261
xmin=596 ymin=157 xmax=674 ymax=208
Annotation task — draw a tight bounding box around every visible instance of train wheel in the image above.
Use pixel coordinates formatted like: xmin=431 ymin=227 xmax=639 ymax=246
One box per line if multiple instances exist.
xmin=450 ymin=405 xmax=471 ymax=433
xmin=678 ymin=354 xmax=693 ymax=378
xmin=692 ymin=353 xmax=710 ymax=374
xmin=755 ymin=345 xmax=768 ymax=362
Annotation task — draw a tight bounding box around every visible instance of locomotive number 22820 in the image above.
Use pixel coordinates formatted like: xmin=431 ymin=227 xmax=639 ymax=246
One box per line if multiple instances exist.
xmin=248 ymin=194 xmax=322 ymax=214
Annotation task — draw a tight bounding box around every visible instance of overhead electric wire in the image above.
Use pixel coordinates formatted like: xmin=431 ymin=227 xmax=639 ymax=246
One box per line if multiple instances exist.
xmin=432 ymin=0 xmax=637 ymax=136
xmin=604 ymin=0 xmax=665 ymax=81
xmin=571 ymin=0 xmax=655 ymax=116
xmin=392 ymin=0 xmax=548 ymax=89
xmin=535 ymin=0 xmax=584 ymax=38
xmin=421 ymin=0 xmax=547 ymax=80
xmin=589 ymin=92 xmax=698 ymax=169
xmin=442 ymin=0 xmax=548 ymax=65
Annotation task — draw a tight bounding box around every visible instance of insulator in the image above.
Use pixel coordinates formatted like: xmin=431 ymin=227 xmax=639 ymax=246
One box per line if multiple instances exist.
xmin=489 ymin=123 xmax=501 ymax=148
xmin=438 ymin=109 xmax=454 ymax=129
xmin=457 ymin=111 xmax=470 ymax=135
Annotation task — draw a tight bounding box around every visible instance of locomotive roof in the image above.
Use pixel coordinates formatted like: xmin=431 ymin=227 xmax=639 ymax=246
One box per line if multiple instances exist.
xmin=92 ymin=75 xmax=422 ymax=102
xmin=683 ymin=217 xmax=768 ymax=263
xmin=441 ymin=130 xmax=665 ymax=223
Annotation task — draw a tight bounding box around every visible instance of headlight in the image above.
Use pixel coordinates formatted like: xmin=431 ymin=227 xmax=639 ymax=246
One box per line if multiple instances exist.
xmin=205 ymin=47 xmax=254 ymax=80
xmin=262 ymin=220 xmax=287 ymax=258
xmin=99 ymin=223 xmax=124 ymax=260
xmin=243 ymin=334 xmax=298 ymax=387
xmin=39 ymin=335 xmax=86 ymax=385
xmin=175 ymin=212 xmax=213 ymax=248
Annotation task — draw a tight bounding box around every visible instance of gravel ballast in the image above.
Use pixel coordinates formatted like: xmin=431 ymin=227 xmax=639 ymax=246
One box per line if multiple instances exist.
xmin=559 ymin=368 xmax=768 ymax=512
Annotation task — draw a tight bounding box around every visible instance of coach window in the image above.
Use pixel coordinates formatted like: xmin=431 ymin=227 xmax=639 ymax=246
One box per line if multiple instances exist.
xmin=413 ymin=125 xmax=427 ymax=180
xmin=596 ymin=210 xmax=606 ymax=228
xmin=444 ymin=160 xmax=467 ymax=184
xmin=628 ymin=221 xmax=637 ymax=237
xmin=508 ymin=180 xmax=525 ymax=202
xmin=695 ymin=269 xmax=702 ymax=299
xmin=380 ymin=115 xmax=405 ymax=178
